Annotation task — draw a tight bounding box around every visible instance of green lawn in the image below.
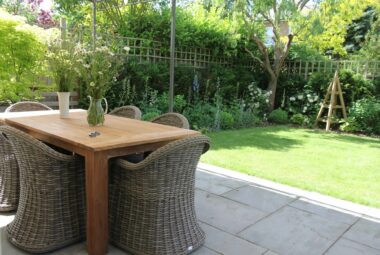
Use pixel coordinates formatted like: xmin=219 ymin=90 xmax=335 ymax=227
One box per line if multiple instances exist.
xmin=201 ymin=126 xmax=380 ymax=208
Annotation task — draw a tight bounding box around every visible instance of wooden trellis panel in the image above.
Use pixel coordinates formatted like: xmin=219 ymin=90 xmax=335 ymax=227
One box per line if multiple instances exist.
xmin=314 ymin=71 xmax=347 ymax=131
xmin=285 ymin=60 xmax=380 ymax=80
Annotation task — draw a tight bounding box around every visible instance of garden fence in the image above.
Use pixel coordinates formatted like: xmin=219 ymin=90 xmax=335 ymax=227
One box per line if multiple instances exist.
xmin=72 ymin=30 xmax=380 ymax=79
xmin=108 ymin=35 xmax=380 ymax=79
xmin=100 ymin=34 xmax=255 ymax=68
xmin=284 ymin=60 xmax=380 ymax=80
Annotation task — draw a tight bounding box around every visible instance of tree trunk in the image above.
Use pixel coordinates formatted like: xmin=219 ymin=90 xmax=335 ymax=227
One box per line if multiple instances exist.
xmin=267 ymin=75 xmax=278 ymax=112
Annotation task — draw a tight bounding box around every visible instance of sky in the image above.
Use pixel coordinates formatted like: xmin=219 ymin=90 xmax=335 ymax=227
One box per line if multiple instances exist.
xmin=40 ymin=0 xmax=52 ymax=10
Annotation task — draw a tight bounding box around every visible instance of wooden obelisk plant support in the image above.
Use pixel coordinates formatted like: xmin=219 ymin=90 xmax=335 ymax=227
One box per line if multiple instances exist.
xmin=314 ymin=71 xmax=347 ymax=131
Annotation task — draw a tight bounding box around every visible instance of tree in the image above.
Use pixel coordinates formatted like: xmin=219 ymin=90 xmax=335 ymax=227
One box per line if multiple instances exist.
xmin=295 ymin=0 xmax=380 ymax=57
xmin=359 ymin=16 xmax=380 ymax=60
xmin=344 ymin=7 xmax=376 ymax=54
xmin=242 ymin=0 xmax=311 ymax=111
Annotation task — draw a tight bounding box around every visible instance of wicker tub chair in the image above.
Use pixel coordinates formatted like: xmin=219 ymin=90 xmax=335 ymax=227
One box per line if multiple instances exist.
xmin=151 ymin=113 xmax=190 ymax=129
xmin=0 ymin=132 xmax=19 ymax=211
xmin=109 ymin=105 xmax=142 ymax=120
xmin=5 ymin=101 xmax=52 ymax=112
xmin=109 ymin=135 xmax=210 ymax=255
xmin=0 ymin=126 xmax=86 ymax=253
xmin=1 ymin=102 xmax=52 ymax=212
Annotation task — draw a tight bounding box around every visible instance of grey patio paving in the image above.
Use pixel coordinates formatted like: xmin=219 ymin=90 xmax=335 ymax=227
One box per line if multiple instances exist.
xmin=1 ymin=164 xmax=380 ymax=255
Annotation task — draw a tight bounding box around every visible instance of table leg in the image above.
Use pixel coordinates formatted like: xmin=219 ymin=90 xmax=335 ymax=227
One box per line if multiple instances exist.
xmin=85 ymin=151 xmax=109 ymax=255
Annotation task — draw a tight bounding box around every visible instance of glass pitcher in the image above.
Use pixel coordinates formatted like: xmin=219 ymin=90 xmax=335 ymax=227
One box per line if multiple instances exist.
xmin=87 ymin=96 xmax=108 ymax=127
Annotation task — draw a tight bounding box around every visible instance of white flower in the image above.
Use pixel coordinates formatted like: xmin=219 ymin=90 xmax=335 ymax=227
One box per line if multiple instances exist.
xmin=90 ymin=82 xmax=95 ymax=87
xmin=265 ymin=99 xmax=269 ymax=103
xmin=124 ymin=46 xmax=131 ymax=52
xmin=290 ymin=97 xmax=296 ymax=101
xmin=83 ymin=64 xmax=90 ymax=69
xmin=113 ymin=76 xmax=117 ymax=82
xmin=297 ymin=95 xmax=304 ymax=100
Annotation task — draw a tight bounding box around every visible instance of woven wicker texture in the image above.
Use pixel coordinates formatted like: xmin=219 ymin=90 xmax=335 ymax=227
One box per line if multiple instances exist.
xmin=0 ymin=126 xmax=86 ymax=253
xmin=151 ymin=113 xmax=190 ymax=129
xmin=109 ymin=105 xmax=142 ymax=120
xmin=109 ymin=135 xmax=210 ymax=255
xmin=0 ymin=130 xmax=19 ymax=211
xmin=5 ymin=101 xmax=53 ymax=112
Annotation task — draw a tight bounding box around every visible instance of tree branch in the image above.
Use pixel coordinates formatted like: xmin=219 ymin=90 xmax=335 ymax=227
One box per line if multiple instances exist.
xmin=275 ymin=34 xmax=294 ymax=76
xmin=251 ymin=35 xmax=276 ymax=79
xmin=297 ymin=0 xmax=310 ymax=11
xmin=245 ymin=47 xmax=264 ymax=67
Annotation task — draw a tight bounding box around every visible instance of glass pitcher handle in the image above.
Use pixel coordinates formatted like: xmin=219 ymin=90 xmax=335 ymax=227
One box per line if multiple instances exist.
xmin=102 ymin=98 xmax=108 ymax=114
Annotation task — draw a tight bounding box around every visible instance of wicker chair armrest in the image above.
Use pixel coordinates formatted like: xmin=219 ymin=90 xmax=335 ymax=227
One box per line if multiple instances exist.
xmin=116 ymin=135 xmax=210 ymax=171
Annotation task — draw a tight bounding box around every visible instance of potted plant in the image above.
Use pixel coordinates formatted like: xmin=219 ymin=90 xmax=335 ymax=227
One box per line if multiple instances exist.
xmin=77 ymin=44 xmax=124 ymax=126
xmin=46 ymin=39 xmax=79 ymax=118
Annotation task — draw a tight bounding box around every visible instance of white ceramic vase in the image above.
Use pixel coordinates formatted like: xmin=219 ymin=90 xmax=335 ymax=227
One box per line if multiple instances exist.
xmin=57 ymin=92 xmax=70 ymax=118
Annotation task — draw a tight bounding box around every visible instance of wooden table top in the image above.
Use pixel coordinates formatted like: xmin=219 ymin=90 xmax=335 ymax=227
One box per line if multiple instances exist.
xmin=1 ymin=110 xmax=200 ymax=152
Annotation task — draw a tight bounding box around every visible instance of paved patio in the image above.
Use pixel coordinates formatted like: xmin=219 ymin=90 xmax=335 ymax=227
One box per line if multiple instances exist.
xmin=1 ymin=163 xmax=380 ymax=255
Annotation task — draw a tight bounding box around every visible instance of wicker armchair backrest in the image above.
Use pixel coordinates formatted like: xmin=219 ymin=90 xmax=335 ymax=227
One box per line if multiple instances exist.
xmin=0 ymin=126 xmax=77 ymax=187
xmin=151 ymin=112 xmax=190 ymax=129
xmin=115 ymin=135 xmax=210 ymax=199
xmin=109 ymin=105 xmax=142 ymax=120
xmin=5 ymin=101 xmax=53 ymax=112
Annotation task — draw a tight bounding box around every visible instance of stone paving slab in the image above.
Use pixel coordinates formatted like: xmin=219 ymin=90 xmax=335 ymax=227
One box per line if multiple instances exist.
xmin=195 ymin=170 xmax=247 ymax=195
xmin=199 ymin=222 xmax=267 ymax=255
xmin=264 ymin=251 xmax=280 ymax=255
xmin=238 ymin=206 xmax=351 ymax=255
xmin=325 ymin=238 xmax=380 ymax=255
xmin=343 ymin=217 xmax=380 ymax=250
xmin=191 ymin=246 xmax=221 ymax=255
xmin=195 ymin=189 xmax=266 ymax=234
xmin=290 ymin=198 xmax=360 ymax=225
xmin=222 ymin=185 xmax=297 ymax=213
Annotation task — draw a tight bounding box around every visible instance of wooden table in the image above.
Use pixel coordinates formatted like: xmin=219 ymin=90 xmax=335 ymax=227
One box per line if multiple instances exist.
xmin=0 ymin=110 xmax=199 ymax=255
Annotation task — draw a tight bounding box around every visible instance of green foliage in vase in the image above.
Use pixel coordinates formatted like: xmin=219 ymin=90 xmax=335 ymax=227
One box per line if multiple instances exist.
xmin=77 ymin=44 xmax=126 ymax=99
xmin=46 ymin=39 xmax=80 ymax=92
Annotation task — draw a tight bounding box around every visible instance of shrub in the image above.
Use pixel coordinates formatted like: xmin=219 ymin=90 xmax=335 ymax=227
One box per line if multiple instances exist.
xmin=142 ymin=112 xmax=160 ymax=121
xmin=345 ymin=98 xmax=380 ymax=134
xmin=220 ymin=111 xmax=234 ymax=129
xmin=290 ymin=113 xmax=309 ymax=126
xmin=306 ymin=70 xmax=375 ymax=107
xmin=183 ymin=102 xmax=216 ymax=131
xmin=340 ymin=118 xmax=362 ymax=133
xmin=240 ymin=111 xmax=261 ymax=127
xmin=268 ymin=109 xmax=288 ymax=124
xmin=0 ymin=9 xmax=53 ymax=101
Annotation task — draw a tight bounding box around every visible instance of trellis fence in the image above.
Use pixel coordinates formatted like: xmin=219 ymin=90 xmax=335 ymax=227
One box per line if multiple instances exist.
xmin=102 ymin=34 xmax=255 ymax=68
xmin=74 ymin=31 xmax=380 ymax=79
xmin=284 ymin=60 xmax=380 ymax=80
